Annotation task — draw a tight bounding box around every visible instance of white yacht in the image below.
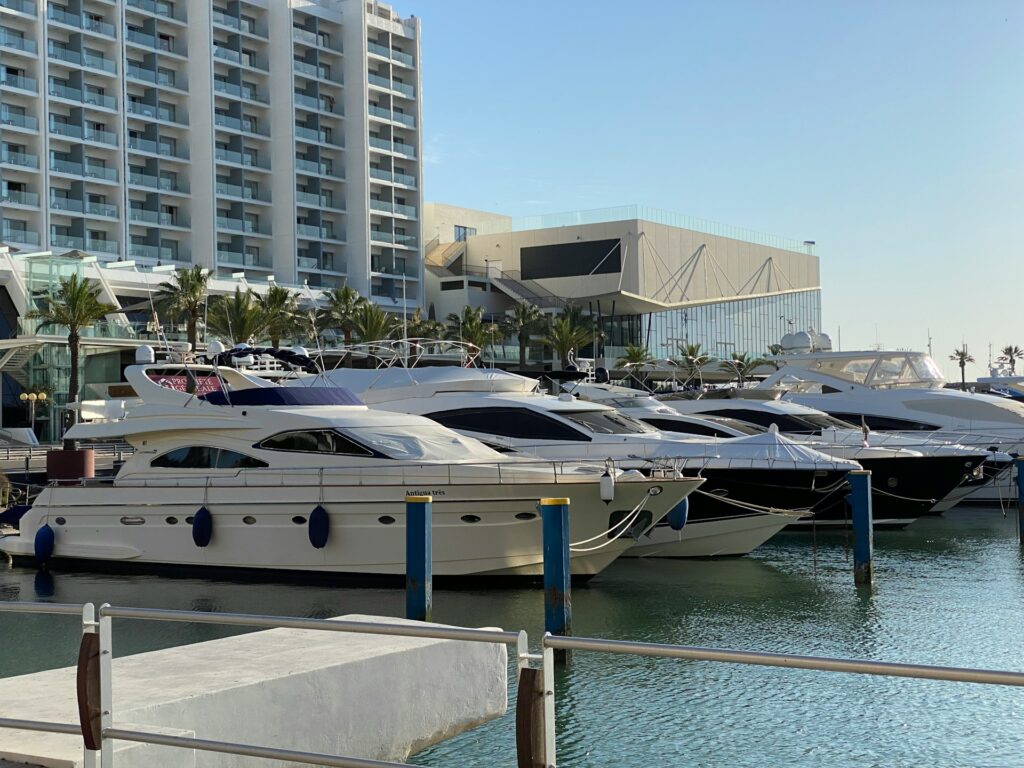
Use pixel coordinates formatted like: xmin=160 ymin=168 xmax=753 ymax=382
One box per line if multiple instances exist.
xmin=563 ymin=382 xmax=992 ymax=527
xmin=286 ymin=362 xmax=861 ymax=558
xmin=757 ymin=348 xmax=1024 ymax=504
xmin=0 ymin=357 xmax=702 ymax=579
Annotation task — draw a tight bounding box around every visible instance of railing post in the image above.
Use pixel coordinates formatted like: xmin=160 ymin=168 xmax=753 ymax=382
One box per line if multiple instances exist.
xmin=542 ymin=638 xmax=557 ymax=767
xmin=1016 ymin=457 xmax=1024 ymax=545
xmin=848 ymin=470 xmax=873 ymax=585
xmin=405 ymin=495 xmax=432 ymax=622
xmin=540 ymin=498 xmax=571 ymax=665
xmin=80 ymin=603 xmax=99 ymax=768
xmin=98 ymin=604 xmax=113 ymax=767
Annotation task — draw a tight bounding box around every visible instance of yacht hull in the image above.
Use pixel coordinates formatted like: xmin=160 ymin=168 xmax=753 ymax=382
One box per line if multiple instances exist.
xmin=0 ymin=476 xmax=702 ymax=579
xmin=626 ymin=511 xmax=793 ymax=558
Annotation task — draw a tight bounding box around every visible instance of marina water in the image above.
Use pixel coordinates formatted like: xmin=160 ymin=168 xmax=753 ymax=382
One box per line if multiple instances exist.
xmin=3 ymin=507 xmax=1023 ymax=766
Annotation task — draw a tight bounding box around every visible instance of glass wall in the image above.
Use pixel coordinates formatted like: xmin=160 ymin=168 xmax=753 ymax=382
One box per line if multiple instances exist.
xmin=601 ymin=289 xmax=821 ymax=361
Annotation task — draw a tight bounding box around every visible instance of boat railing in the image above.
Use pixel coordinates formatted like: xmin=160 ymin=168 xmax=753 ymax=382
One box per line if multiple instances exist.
xmin=3 ymin=600 xmax=1024 ymax=767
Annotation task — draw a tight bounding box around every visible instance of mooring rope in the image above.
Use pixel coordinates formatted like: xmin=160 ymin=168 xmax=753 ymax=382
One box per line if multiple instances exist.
xmin=870 ymin=486 xmax=936 ymax=504
xmin=692 ymin=488 xmax=810 ymax=518
xmin=569 ymin=493 xmax=651 ymax=553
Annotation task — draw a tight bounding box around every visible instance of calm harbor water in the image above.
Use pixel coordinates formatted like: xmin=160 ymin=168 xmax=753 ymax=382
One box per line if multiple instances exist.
xmin=3 ymin=507 xmax=1024 ymax=767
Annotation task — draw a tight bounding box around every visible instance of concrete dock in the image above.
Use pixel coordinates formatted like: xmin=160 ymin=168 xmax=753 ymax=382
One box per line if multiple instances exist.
xmin=0 ymin=614 xmax=508 ymax=767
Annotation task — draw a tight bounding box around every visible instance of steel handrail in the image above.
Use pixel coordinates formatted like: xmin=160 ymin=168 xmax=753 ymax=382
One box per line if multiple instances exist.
xmin=0 ymin=601 xmax=87 ymax=615
xmin=0 ymin=717 xmax=82 ymax=735
xmin=543 ymin=634 xmax=1024 ymax=687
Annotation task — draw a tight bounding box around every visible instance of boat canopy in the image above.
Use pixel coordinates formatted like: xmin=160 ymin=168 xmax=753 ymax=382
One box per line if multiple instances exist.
xmin=200 ymin=387 xmax=363 ymax=407
xmin=774 ymin=352 xmax=946 ymax=389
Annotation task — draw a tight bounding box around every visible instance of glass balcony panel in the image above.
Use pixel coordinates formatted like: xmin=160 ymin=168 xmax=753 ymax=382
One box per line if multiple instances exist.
xmin=83 ymin=163 xmax=118 ymax=181
xmin=211 ymin=9 xmax=240 ymax=30
xmin=1 ymin=228 xmax=40 ymax=245
xmin=51 ymin=233 xmax=86 ymax=249
xmin=50 ymin=196 xmax=84 ymax=213
xmin=1 ymin=111 xmax=39 ymax=130
xmin=213 ymin=45 xmax=241 ymax=64
xmin=127 ymin=62 xmax=158 ymax=83
xmin=50 ymin=157 xmax=83 ymax=175
xmin=0 ymin=0 xmax=37 ymax=16
xmin=85 ymin=126 xmax=118 ymax=145
xmin=0 ymin=73 xmax=37 ymax=91
xmin=0 ymin=28 xmax=37 ymax=53
xmin=1 ymin=189 xmax=39 ymax=206
xmin=87 ymin=200 xmax=118 ymax=217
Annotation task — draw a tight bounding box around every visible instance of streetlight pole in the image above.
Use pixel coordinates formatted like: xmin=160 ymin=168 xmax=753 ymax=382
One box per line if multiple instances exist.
xmin=19 ymin=391 xmax=47 ymax=436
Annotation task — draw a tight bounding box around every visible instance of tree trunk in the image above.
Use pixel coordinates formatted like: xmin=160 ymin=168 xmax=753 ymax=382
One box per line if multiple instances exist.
xmin=271 ymin=335 xmax=280 ymax=349
xmin=187 ymin=317 xmax=197 ymax=351
xmin=519 ymin=331 xmax=527 ymax=369
xmin=64 ymin=330 xmax=80 ymax=450
xmin=343 ymin=329 xmax=353 ymax=367
xmin=961 ymin=364 xmax=966 ymax=391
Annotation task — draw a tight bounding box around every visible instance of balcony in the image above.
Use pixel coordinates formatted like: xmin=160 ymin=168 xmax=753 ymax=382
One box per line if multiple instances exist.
xmin=367 ymin=73 xmax=414 ymax=98
xmin=0 ymin=0 xmax=36 ymax=16
xmin=0 ymin=148 xmax=38 ymax=168
xmin=371 ymin=230 xmax=417 ymax=248
xmin=0 ymin=29 xmax=38 ymax=54
xmin=49 ymin=44 xmax=117 ymax=73
xmin=129 ymin=242 xmax=180 ymax=261
xmin=367 ymin=41 xmax=413 ymax=67
xmin=216 ymin=180 xmax=268 ymax=202
xmin=0 ymin=73 xmax=37 ymax=92
xmin=214 ymin=79 xmax=267 ymax=104
xmin=215 ymin=113 xmax=267 ymax=137
xmin=47 ymin=6 xmax=117 ymax=38
xmin=50 ymin=196 xmax=117 ymax=217
xmin=129 ymin=207 xmax=175 ymax=225
xmin=217 ymin=249 xmax=267 ymax=268
xmin=369 ymin=167 xmax=416 ymax=188
xmin=49 ymin=82 xmax=117 ymax=110
xmin=128 ymin=170 xmax=183 ymax=192
xmin=128 ymin=134 xmax=187 ymax=159
xmin=370 ymin=199 xmax=416 ymax=218
xmin=126 ymin=0 xmax=181 ymax=21
xmin=1 ymin=228 xmax=40 ymax=245
xmin=53 ymin=121 xmax=118 ymax=146
xmin=213 ymin=44 xmax=241 ymax=64
xmin=1 ymin=189 xmax=39 ymax=206
xmin=127 ymin=28 xmax=183 ymax=55
xmin=216 ymin=216 xmax=267 ymax=235
xmin=0 ymin=111 xmax=39 ymax=131
xmin=215 ymin=147 xmax=268 ymax=169
xmin=368 ymin=104 xmax=415 ymax=128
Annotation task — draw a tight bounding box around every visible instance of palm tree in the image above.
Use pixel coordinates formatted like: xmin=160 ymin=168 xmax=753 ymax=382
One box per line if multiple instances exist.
xmin=998 ymin=345 xmax=1024 ymax=375
xmin=445 ymin=306 xmax=501 ymax=357
xmin=207 ymin=288 xmax=269 ymax=345
xmin=767 ymin=343 xmax=784 ymax=356
xmin=543 ymin=314 xmax=592 ymax=369
xmin=154 ymin=265 xmax=208 ymax=351
xmin=27 ymin=273 xmax=116 ymax=447
xmin=675 ymin=342 xmax=713 ymax=386
xmin=616 ymin=344 xmax=653 ymax=368
xmin=949 ymin=346 xmax=975 ymax=390
xmin=725 ymin=352 xmax=768 ymax=386
xmin=256 ymin=284 xmax=300 ymax=348
xmin=407 ymin=308 xmax=445 ymax=339
xmin=321 ymin=285 xmax=366 ymax=347
xmin=353 ymin=302 xmax=398 ymax=341
xmin=503 ymin=302 xmax=545 ymax=368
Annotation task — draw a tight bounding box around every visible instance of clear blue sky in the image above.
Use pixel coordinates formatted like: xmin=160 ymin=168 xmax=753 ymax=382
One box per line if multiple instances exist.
xmin=400 ymin=0 xmax=1023 ymax=379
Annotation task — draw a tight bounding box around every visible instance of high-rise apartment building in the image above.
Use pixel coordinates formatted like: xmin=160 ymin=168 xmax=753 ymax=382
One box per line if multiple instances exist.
xmin=0 ymin=0 xmax=423 ymax=308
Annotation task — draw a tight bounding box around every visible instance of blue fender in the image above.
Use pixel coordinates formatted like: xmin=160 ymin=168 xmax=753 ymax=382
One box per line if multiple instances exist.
xmin=308 ymin=505 xmax=330 ymax=549
xmin=34 ymin=524 xmax=55 ymax=565
xmin=192 ymin=506 xmax=213 ymax=547
xmin=667 ymin=497 xmax=689 ymax=531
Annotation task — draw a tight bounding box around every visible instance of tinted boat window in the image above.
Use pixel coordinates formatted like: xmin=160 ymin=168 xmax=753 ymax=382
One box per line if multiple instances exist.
xmin=427 ymin=407 xmax=588 ymax=442
xmin=152 ymin=447 xmax=267 ymax=469
xmin=259 ymin=430 xmax=375 ymax=456
xmin=641 ymin=418 xmax=740 ymax=438
xmin=555 ymin=410 xmax=654 ymax=435
xmin=826 ymin=412 xmax=941 ymax=431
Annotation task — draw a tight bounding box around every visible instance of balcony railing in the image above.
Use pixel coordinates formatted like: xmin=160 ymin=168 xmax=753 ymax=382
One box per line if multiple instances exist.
xmin=53 ymin=121 xmax=118 ymax=146
xmin=368 ymin=104 xmax=415 ymax=128
xmin=128 ymin=170 xmax=183 ymax=192
xmin=215 ymin=147 xmax=268 ymax=169
xmin=0 ymin=0 xmax=36 ymax=16
xmin=1 ymin=189 xmax=39 ymax=206
xmin=367 ymin=41 xmax=413 ymax=67
xmin=47 ymin=6 xmax=117 ymax=37
xmin=1 ymin=229 xmax=40 ymax=245
xmin=370 ymin=199 xmax=417 ymax=218
xmin=369 ymin=167 xmax=416 ymax=187
xmin=216 ymin=181 xmax=267 ymax=202
xmin=0 ymin=73 xmax=36 ymax=92
xmin=129 ymin=242 xmax=180 ymax=261
xmin=126 ymin=0 xmax=181 ymax=21
xmin=0 ymin=28 xmax=37 ymax=53
xmin=128 ymin=135 xmax=187 ymax=159
xmin=215 ymin=113 xmax=268 ymax=136
xmin=129 ymin=207 xmax=174 ymax=225
xmin=213 ymin=44 xmax=241 ymax=64
xmin=217 ymin=216 xmax=267 ymax=235
xmin=0 ymin=148 xmax=38 ymax=168
xmin=214 ymin=79 xmax=267 ymax=103
xmin=127 ymin=28 xmax=183 ymax=55
xmin=1 ymin=111 xmax=39 ymax=131
xmin=367 ymin=73 xmax=414 ymax=97
xmin=217 ymin=250 xmax=267 ymax=268
xmin=49 ymin=82 xmax=117 ymax=110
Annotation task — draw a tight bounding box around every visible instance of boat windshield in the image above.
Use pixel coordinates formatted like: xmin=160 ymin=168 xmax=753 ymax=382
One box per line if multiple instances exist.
xmin=342 ymin=425 xmax=503 ymax=462
xmin=784 ymin=353 xmax=946 ymax=389
xmin=554 ymin=410 xmax=657 ymax=435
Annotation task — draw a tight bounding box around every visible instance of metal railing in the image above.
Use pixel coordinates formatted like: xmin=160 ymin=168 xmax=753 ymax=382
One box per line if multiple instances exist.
xmin=0 ymin=601 xmax=528 ymax=768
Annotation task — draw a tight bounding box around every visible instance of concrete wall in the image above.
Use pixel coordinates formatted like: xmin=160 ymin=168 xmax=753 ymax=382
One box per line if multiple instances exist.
xmin=0 ymin=615 xmax=508 ymax=768
xmin=423 ymin=204 xmax=512 ymax=245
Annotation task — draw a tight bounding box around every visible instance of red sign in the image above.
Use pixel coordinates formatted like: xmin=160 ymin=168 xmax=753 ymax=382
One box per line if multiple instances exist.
xmin=147 ymin=374 xmax=222 ymax=395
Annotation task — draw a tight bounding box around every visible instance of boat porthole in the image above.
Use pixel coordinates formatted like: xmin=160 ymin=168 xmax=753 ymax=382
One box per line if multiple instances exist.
xmin=243 ymin=516 xmax=256 ymax=525
xmin=515 ymin=512 xmax=537 ymax=521
xmin=166 ymin=516 xmax=178 ymax=525
xmin=292 ymin=516 xmax=307 ymax=525
xmin=119 ymin=516 xmax=145 ymax=525
xmin=185 ymin=516 xmax=195 ymax=525
xmin=378 ymin=515 xmax=396 ymax=525
xmin=887 ymin=477 xmax=898 ymax=488
xmin=54 ymin=517 xmax=66 ymax=526
xmin=460 ymin=514 xmax=481 ymax=524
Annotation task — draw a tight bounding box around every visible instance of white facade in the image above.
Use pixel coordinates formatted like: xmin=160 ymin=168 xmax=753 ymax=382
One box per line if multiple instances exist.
xmin=0 ymin=0 xmax=423 ymax=306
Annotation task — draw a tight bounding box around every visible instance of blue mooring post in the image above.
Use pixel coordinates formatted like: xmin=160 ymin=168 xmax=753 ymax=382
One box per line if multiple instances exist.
xmin=848 ymin=470 xmax=873 ymax=585
xmin=540 ymin=497 xmax=572 ymax=665
xmin=1015 ymin=458 xmax=1024 ymax=545
xmin=405 ymin=495 xmax=432 ymax=622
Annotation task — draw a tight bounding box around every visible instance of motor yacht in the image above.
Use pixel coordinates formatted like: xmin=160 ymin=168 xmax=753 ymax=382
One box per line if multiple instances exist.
xmin=281 ymin=359 xmax=860 ymax=558
xmin=0 ymin=355 xmax=702 ymax=579
xmin=563 ymin=382 xmax=990 ymax=527
xmin=757 ymin=348 xmax=1023 ymax=504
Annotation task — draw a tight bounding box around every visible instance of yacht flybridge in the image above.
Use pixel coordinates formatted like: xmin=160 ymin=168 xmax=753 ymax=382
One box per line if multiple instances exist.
xmin=282 ymin=361 xmax=861 ymax=557
xmin=758 ymin=348 xmax=1024 ymax=503
xmin=0 ymin=356 xmax=703 ymax=579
